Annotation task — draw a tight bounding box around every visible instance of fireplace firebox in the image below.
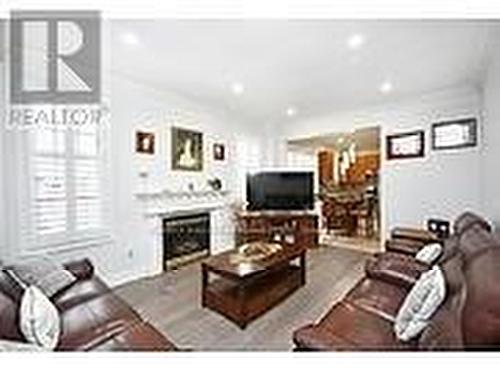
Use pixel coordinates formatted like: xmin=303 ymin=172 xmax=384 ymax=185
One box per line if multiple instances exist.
xmin=163 ymin=212 xmax=210 ymax=270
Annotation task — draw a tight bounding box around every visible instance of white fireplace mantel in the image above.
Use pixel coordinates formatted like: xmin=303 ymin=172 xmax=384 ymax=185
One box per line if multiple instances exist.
xmin=134 ymin=189 xmax=233 ymax=217
xmin=135 ymin=188 xmax=236 ymax=275
xmin=135 ymin=189 xmax=231 ymax=201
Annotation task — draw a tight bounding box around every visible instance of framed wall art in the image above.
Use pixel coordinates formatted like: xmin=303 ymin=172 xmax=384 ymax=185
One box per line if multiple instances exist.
xmin=432 ymin=118 xmax=477 ymax=150
xmin=386 ymin=130 xmax=425 ymax=160
xmin=213 ymin=143 xmax=225 ymax=161
xmin=171 ymin=127 xmax=203 ymax=171
xmin=136 ymin=131 xmax=155 ymax=154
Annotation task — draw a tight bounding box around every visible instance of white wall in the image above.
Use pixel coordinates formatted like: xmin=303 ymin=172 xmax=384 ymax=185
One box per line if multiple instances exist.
xmin=0 ymin=21 xmax=263 ymax=286
xmin=482 ymin=33 xmax=500 ymax=228
xmin=106 ymin=74 xmax=254 ymax=285
xmin=1 ymin=73 xmax=257 ymax=287
xmin=0 ymin=18 xmax=6 ymax=257
xmin=281 ymin=85 xmax=484 ymax=237
xmin=0 ymin=59 xmax=5 ymax=257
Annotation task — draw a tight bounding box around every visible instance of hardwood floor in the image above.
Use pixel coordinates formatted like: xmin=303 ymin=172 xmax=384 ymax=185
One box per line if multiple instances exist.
xmin=114 ymin=246 xmax=368 ymax=351
xmin=320 ymin=233 xmax=382 ymax=254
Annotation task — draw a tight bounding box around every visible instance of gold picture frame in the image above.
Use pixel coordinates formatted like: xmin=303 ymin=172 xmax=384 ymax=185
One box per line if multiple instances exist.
xmin=171 ymin=127 xmax=203 ymax=171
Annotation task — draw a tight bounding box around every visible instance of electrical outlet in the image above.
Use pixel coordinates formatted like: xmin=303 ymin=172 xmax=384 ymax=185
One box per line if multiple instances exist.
xmin=128 ymin=249 xmax=134 ymax=259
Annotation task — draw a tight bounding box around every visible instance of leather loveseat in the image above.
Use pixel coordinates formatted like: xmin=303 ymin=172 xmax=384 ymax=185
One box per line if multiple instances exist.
xmin=293 ymin=213 xmax=500 ymax=350
xmin=0 ymin=259 xmax=176 ymax=351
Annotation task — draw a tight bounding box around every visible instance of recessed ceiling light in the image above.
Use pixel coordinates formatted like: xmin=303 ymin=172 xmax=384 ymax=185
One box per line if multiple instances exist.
xmin=120 ymin=32 xmax=139 ymax=46
xmin=286 ymin=107 xmax=297 ymax=117
xmin=347 ymin=34 xmax=365 ymax=50
xmin=379 ymin=81 xmax=393 ymax=94
xmin=338 ymin=137 xmax=345 ymax=144
xmin=231 ymin=82 xmax=244 ymax=96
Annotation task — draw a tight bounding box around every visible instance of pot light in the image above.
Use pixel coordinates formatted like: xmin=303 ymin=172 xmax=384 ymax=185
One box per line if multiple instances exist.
xmin=347 ymin=34 xmax=365 ymax=50
xmin=286 ymin=107 xmax=297 ymax=117
xmin=231 ymin=82 xmax=245 ymax=96
xmin=120 ymin=32 xmax=139 ymax=46
xmin=379 ymin=81 xmax=393 ymax=94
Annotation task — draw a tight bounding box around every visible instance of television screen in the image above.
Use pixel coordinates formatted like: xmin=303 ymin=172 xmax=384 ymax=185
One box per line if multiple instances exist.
xmin=246 ymin=172 xmax=314 ymax=211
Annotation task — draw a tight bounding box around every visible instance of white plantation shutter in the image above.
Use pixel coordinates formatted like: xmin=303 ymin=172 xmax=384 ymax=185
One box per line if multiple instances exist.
xmin=74 ymin=126 xmax=102 ymax=232
xmin=19 ymin=122 xmax=108 ymax=251
xmin=33 ymin=154 xmax=67 ymax=236
xmin=75 ymin=158 xmax=101 ymax=231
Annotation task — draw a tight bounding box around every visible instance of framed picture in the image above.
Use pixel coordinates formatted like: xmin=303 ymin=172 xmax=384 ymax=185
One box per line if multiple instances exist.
xmin=213 ymin=143 xmax=225 ymax=161
xmin=432 ymin=118 xmax=477 ymax=150
xmin=171 ymin=127 xmax=203 ymax=171
xmin=136 ymin=131 xmax=155 ymax=154
xmin=386 ymin=130 xmax=425 ymax=160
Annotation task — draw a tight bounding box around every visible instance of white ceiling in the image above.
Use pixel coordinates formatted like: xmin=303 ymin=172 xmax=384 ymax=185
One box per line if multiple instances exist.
xmin=110 ymin=20 xmax=497 ymax=128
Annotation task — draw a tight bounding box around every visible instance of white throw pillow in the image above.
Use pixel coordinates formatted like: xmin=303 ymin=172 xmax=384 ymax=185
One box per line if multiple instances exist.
xmin=19 ymin=285 xmax=60 ymax=350
xmin=415 ymin=243 xmax=443 ymax=264
xmin=394 ymin=265 xmax=446 ymax=341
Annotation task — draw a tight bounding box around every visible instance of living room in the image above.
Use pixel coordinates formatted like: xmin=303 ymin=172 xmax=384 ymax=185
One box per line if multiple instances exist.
xmin=2 ymin=1 xmax=500 ymax=367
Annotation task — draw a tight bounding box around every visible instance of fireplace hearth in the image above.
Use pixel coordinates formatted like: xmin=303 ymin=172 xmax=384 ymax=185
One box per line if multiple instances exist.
xmin=163 ymin=212 xmax=210 ymax=270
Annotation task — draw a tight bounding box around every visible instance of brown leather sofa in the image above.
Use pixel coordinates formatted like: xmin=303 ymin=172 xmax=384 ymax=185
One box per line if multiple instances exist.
xmin=293 ymin=213 xmax=500 ymax=350
xmin=0 ymin=259 xmax=177 ymax=351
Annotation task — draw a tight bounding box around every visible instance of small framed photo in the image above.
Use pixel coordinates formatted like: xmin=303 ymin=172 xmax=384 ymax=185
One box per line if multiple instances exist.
xmin=136 ymin=131 xmax=155 ymax=154
xmin=432 ymin=118 xmax=477 ymax=150
xmin=213 ymin=143 xmax=225 ymax=161
xmin=386 ymin=130 xmax=425 ymax=160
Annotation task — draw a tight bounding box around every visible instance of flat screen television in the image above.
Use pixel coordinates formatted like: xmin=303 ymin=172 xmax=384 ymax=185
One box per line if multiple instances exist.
xmin=246 ymin=171 xmax=314 ymax=211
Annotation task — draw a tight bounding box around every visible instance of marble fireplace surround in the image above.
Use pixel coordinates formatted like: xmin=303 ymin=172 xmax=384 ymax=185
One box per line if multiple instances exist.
xmin=135 ymin=189 xmax=235 ymax=274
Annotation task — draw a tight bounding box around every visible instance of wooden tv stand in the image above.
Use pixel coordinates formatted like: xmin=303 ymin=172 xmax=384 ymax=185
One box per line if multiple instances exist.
xmin=235 ymin=210 xmax=319 ymax=251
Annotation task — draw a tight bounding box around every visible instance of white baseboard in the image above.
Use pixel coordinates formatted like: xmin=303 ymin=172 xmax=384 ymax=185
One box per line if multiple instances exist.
xmin=100 ymin=266 xmax=159 ymax=288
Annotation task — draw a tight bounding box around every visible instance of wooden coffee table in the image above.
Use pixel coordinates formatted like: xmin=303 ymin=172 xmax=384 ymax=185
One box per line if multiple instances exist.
xmin=201 ymin=247 xmax=306 ymax=328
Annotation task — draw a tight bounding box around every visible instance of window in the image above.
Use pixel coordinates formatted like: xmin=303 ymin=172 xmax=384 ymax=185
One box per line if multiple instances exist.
xmin=19 ymin=122 xmax=108 ymax=250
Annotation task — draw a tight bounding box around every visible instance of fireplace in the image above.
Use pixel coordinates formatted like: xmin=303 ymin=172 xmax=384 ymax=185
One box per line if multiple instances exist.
xmin=163 ymin=212 xmax=210 ymax=270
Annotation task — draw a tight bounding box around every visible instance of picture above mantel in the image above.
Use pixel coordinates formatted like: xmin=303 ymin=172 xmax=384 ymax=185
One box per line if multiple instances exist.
xmin=172 ymin=127 xmax=203 ymax=171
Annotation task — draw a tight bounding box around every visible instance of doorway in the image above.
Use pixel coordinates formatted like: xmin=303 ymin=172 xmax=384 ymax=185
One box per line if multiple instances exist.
xmin=287 ymin=126 xmax=381 ymax=253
